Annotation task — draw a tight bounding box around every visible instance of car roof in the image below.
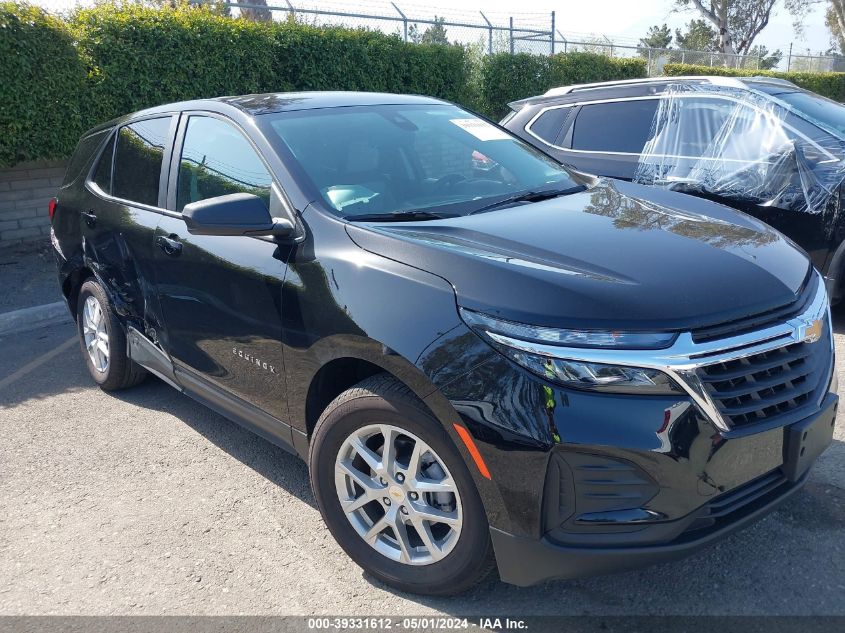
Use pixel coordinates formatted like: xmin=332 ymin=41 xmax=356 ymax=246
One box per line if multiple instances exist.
xmin=86 ymin=91 xmax=449 ymax=134
xmin=509 ymin=75 xmax=802 ymax=110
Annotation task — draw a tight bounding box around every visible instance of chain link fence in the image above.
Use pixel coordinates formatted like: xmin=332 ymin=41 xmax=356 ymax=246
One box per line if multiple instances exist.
xmin=32 ymin=0 xmax=841 ymax=75
xmin=232 ymin=0 xmax=842 ymax=74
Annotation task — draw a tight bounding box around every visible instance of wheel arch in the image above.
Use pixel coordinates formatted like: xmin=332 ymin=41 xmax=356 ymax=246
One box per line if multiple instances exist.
xmin=824 ymin=236 xmax=845 ymax=305
xmin=61 ymin=265 xmax=95 ymax=322
xmin=300 ymin=337 xmax=444 ymax=441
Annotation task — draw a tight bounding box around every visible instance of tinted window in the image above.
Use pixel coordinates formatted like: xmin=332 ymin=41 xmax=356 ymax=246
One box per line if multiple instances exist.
xmin=776 ymin=90 xmax=845 ymax=138
xmin=64 ymin=129 xmax=108 ymax=187
xmin=529 ymin=107 xmax=572 ymax=145
xmin=92 ymin=133 xmax=115 ymax=194
xmin=176 ymin=117 xmax=272 ymax=213
xmin=265 ymin=104 xmax=577 ymax=218
xmin=112 ymin=117 xmax=172 ymax=207
xmin=572 ymin=100 xmax=659 ymax=153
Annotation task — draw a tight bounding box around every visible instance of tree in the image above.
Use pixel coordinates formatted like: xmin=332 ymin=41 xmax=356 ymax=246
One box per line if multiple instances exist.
xmin=675 ymin=0 xmax=812 ymax=55
xmin=828 ymin=0 xmax=845 ymax=53
xmin=675 ymin=19 xmax=719 ymax=50
xmin=236 ymin=0 xmax=271 ymax=21
xmin=408 ymin=16 xmax=449 ymax=45
xmin=745 ymin=44 xmax=783 ymax=68
xmin=639 ymin=23 xmax=673 ymax=49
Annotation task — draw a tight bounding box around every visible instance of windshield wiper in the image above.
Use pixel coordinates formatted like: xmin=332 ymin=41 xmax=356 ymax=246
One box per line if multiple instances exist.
xmin=469 ymin=184 xmax=587 ymax=215
xmin=344 ymin=210 xmax=455 ymax=222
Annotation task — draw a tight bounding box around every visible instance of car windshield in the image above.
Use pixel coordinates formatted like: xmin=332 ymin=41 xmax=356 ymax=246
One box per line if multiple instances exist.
xmin=261 ymin=104 xmax=578 ymax=218
xmin=776 ymin=90 xmax=845 ymax=139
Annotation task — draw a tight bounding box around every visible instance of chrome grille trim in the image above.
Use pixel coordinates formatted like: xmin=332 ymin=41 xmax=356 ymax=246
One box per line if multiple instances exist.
xmin=477 ymin=271 xmax=832 ymax=432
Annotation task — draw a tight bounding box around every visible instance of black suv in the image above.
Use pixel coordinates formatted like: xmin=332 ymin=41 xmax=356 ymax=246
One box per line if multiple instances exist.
xmin=51 ymin=92 xmax=837 ymax=594
xmin=502 ymin=76 xmax=845 ymax=302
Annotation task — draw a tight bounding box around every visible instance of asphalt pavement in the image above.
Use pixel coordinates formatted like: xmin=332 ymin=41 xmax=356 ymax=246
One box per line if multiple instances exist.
xmin=0 ymin=319 xmax=843 ymax=616
xmin=0 ymin=241 xmax=61 ymax=313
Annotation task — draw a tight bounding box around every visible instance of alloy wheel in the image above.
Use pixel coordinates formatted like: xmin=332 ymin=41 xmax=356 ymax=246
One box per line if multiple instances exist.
xmin=334 ymin=423 xmax=463 ymax=565
xmin=82 ymin=295 xmax=109 ymax=373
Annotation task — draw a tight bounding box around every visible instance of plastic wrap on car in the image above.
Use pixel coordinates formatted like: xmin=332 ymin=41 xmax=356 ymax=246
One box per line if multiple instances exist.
xmin=633 ymin=83 xmax=845 ymax=215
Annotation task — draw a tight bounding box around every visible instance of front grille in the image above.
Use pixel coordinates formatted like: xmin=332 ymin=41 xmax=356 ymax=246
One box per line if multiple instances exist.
xmin=696 ymin=324 xmax=831 ymax=429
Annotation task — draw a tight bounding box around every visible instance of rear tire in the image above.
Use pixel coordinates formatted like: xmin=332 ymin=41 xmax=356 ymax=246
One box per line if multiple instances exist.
xmin=76 ymin=279 xmax=146 ymax=391
xmin=309 ymin=374 xmax=495 ymax=595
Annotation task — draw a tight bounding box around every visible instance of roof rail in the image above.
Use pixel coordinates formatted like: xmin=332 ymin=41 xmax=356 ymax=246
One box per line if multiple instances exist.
xmin=542 ymin=75 xmax=747 ymax=97
xmin=741 ymin=76 xmax=799 ymax=88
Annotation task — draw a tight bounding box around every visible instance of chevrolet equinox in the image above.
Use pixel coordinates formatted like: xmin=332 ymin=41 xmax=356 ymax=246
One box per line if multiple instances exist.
xmin=50 ymin=92 xmax=837 ymax=595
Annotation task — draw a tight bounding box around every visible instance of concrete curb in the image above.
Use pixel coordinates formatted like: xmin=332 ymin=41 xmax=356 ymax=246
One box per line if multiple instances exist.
xmin=0 ymin=301 xmax=72 ymax=336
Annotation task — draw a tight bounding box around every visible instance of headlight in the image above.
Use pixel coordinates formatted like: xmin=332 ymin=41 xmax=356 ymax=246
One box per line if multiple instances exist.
xmin=460 ymin=308 xmax=683 ymax=395
xmin=460 ymin=308 xmax=677 ymax=349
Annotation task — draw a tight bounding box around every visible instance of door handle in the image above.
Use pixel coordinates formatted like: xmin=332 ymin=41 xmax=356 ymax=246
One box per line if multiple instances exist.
xmin=156 ymin=234 xmax=183 ymax=257
xmin=81 ymin=210 xmax=97 ymax=228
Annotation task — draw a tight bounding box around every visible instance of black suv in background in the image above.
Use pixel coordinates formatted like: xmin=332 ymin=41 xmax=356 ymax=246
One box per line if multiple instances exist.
xmin=502 ymin=76 xmax=845 ymax=302
xmin=51 ymin=92 xmax=836 ymax=594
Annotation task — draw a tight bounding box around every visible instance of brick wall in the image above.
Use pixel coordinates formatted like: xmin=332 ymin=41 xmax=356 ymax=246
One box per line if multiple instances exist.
xmin=0 ymin=161 xmax=67 ymax=249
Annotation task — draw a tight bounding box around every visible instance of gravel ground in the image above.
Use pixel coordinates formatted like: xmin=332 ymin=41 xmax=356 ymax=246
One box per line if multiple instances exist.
xmin=0 ymin=240 xmax=61 ymax=312
xmin=0 ymin=319 xmax=843 ymax=617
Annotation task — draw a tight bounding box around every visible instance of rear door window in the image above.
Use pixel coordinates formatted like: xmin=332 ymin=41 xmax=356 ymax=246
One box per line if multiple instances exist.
xmin=112 ymin=117 xmax=173 ymax=207
xmin=571 ymin=100 xmax=659 ymax=153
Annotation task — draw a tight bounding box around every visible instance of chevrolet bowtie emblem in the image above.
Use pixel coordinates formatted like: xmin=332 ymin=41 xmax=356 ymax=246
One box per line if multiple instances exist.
xmin=801 ymin=318 xmax=824 ymax=344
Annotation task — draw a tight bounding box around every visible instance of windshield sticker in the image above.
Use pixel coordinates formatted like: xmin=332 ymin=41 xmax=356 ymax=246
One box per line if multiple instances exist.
xmin=450 ymin=118 xmax=511 ymax=141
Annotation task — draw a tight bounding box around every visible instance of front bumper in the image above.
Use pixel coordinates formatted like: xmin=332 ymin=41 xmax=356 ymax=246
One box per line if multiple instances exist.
xmin=488 ymin=393 xmax=836 ymax=586
xmin=491 ymin=468 xmax=809 ymax=587
xmin=431 ymin=270 xmax=837 ymax=586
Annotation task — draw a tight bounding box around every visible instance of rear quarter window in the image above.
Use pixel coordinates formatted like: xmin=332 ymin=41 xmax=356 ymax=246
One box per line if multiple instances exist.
xmin=62 ymin=129 xmax=109 ymax=187
xmin=527 ymin=107 xmax=573 ymax=145
xmin=91 ymin=132 xmax=115 ymax=195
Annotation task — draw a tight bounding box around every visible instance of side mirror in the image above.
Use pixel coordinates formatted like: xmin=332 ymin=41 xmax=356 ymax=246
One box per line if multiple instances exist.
xmin=182 ymin=193 xmax=294 ymax=238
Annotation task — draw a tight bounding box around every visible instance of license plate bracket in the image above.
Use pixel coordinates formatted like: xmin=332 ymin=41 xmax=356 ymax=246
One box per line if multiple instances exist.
xmin=782 ymin=397 xmax=837 ymax=482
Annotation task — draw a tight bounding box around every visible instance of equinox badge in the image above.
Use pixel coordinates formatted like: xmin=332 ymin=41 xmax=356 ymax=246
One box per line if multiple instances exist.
xmin=232 ymin=347 xmax=277 ymax=374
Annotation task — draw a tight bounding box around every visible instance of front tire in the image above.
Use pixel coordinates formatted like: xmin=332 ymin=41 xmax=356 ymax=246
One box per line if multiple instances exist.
xmin=309 ymin=374 xmax=494 ymax=595
xmin=76 ymin=279 xmax=146 ymax=391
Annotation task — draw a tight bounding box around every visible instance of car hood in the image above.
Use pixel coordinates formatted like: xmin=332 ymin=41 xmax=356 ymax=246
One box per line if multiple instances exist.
xmin=345 ymin=178 xmax=812 ymax=332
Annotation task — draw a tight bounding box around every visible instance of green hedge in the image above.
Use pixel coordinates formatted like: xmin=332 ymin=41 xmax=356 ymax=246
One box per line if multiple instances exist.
xmin=0 ymin=2 xmax=88 ymax=166
xmin=272 ymin=24 xmax=470 ymax=104
xmin=72 ymin=4 xmax=280 ymax=124
xmin=479 ymin=52 xmax=648 ymax=119
xmin=72 ymin=5 xmax=472 ymax=125
xmin=664 ymin=63 xmax=845 ymax=102
xmin=0 ymin=2 xmax=648 ymax=167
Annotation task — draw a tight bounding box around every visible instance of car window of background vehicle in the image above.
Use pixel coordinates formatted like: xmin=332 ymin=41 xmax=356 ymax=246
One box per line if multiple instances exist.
xmin=571 ymin=100 xmax=659 ymax=153
xmin=777 ymin=91 xmax=845 ymax=139
xmin=528 ymin=107 xmax=572 ymax=146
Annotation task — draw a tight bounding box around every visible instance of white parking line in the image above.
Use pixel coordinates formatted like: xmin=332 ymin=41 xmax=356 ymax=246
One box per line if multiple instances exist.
xmin=0 ymin=336 xmax=77 ymax=391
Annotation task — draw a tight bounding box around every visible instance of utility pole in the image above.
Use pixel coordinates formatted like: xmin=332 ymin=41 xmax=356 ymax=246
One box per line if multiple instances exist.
xmin=787 ymin=42 xmax=793 ymax=71
xmin=550 ymin=11 xmax=555 ymax=55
